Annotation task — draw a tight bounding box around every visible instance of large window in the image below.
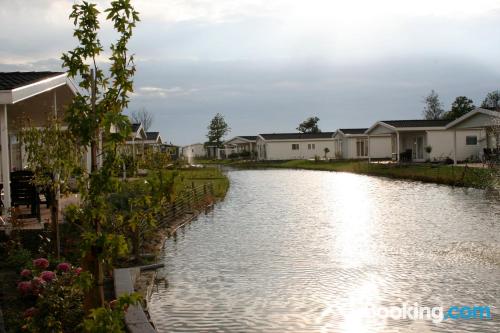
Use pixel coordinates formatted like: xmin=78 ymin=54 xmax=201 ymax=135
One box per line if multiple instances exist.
xmin=292 ymin=144 xmax=299 ymax=150
xmin=356 ymin=138 xmax=368 ymax=157
xmin=307 ymin=143 xmax=315 ymax=150
xmin=466 ymin=136 xmax=477 ymax=145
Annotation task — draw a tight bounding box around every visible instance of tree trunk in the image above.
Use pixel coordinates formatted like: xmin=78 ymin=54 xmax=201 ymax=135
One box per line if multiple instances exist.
xmin=51 ymin=175 xmax=61 ymax=260
xmin=83 ymin=68 xmax=105 ymax=312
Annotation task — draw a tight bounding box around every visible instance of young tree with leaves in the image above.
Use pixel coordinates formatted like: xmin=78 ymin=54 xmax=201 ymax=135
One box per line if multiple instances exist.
xmin=422 ymin=90 xmax=444 ymax=120
xmin=297 ymin=116 xmax=321 ymax=133
xmin=130 ymin=107 xmax=153 ymax=131
xmin=481 ymin=90 xmax=500 ymax=110
xmin=323 ymin=147 xmax=330 ymax=160
xmin=443 ymin=96 xmax=475 ymax=120
xmin=207 ymin=113 xmax=230 ymax=147
xmin=61 ymin=0 xmax=139 ymax=309
xmin=20 ymin=117 xmax=83 ymax=259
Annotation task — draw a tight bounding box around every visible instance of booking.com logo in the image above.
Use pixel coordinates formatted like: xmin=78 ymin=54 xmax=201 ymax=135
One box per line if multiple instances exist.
xmin=353 ymin=303 xmax=492 ymax=323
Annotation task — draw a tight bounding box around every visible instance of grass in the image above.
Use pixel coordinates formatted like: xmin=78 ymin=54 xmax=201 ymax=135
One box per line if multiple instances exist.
xmin=162 ymin=167 xmax=230 ymax=199
xmin=214 ymin=159 xmax=496 ymax=189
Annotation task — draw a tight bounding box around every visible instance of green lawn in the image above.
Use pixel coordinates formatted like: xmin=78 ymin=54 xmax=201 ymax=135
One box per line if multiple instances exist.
xmin=225 ymin=159 xmax=496 ymax=189
xmin=162 ymin=167 xmax=230 ymax=199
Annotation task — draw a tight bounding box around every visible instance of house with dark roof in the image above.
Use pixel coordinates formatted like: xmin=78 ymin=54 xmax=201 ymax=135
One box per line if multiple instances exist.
xmin=0 ymin=72 xmax=80 ymax=210
xmin=256 ymin=132 xmax=336 ymax=160
xmin=221 ymin=136 xmax=257 ymax=159
xmin=332 ymin=128 xmax=392 ymax=160
xmin=145 ymin=131 xmax=162 ymax=145
xmin=365 ymin=109 xmax=500 ymax=162
xmin=124 ymin=122 xmax=147 ymax=159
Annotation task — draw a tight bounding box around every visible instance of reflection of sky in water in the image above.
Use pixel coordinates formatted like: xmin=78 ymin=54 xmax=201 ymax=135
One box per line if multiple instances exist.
xmin=150 ymin=169 xmax=500 ymax=333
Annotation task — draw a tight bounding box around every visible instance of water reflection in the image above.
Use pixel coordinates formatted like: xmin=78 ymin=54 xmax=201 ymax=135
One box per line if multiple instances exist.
xmin=150 ymin=169 xmax=500 ymax=332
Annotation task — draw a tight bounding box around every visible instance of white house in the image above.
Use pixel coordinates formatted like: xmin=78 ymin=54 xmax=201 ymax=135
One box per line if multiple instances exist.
xmin=256 ymin=132 xmax=336 ymax=160
xmin=332 ymin=128 xmax=392 ymax=160
xmin=445 ymin=108 xmax=499 ymax=163
xmin=0 ymin=71 xmax=81 ymax=211
xmin=182 ymin=143 xmax=206 ymax=162
xmin=365 ymin=109 xmax=500 ymax=163
xmin=220 ymin=136 xmax=257 ymax=159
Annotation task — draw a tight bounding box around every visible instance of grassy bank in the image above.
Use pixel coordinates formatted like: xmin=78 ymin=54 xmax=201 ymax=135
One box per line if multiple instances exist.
xmin=205 ymin=159 xmax=496 ymax=189
xmin=169 ymin=167 xmax=229 ymax=199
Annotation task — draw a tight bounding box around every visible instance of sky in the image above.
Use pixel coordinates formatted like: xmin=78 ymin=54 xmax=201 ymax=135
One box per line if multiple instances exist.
xmin=1 ymin=0 xmax=500 ymax=145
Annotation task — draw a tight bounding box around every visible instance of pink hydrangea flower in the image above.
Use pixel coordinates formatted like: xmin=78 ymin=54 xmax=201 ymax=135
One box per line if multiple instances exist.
xmin=33 ymin=258 xmax=49 ymax=269
xmin=40 ymin=271 xmax=56 ymax=282
xmin=23 ymin=307 xmax=37 ymax=318
xmin=74 ymin=267 xmax=83 ymax=276
xmin=17 ymin=281 xmax=32 ymax=295
xmin=56 ymin=262 xmax=71 ymax=272
xmin=31 ymin=277 xmax=45 ymax=289
xmin=20 ymin=269 xmax=32 ymax=278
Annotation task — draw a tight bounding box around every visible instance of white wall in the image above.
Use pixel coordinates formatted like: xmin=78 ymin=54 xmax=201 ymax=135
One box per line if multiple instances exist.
xmin=334 ymin=134 xmax=391 ymax=159
xmin=369 ymin=136 xmax=392 ymax=159
xmin=183 ymin=144 xmax=205 ymax=160
xmin=427 ymin=129 xmax=484 ymax=161
xmin=261 ymin=139 xmax=335 ymax=160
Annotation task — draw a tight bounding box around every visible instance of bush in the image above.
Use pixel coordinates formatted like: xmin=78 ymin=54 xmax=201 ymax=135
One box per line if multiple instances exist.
xmin=6 ymin=245 xmax=32 ymax=269
xmin=239 ymin=151 xmax=251 ymax=158
xmin=228 ymin=152 xmax=239 ymax=159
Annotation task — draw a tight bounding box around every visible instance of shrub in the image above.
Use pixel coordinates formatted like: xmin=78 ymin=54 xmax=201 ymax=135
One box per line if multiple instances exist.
xmin=18 ymin=259 xmax=91 ymax=332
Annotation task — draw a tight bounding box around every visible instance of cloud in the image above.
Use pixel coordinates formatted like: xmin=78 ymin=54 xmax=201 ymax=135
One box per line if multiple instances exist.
xmin=135 ymin=86 xmax=199 ymax=98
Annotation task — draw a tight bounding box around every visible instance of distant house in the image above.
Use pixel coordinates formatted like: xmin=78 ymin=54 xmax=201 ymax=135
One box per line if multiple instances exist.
xmin=182 ymin=143 xmax=206 ymax=161
xmin=256 ymin=132 xmax=335 ymax=160
xmin=145 ymin=131 xmax=162 ymax=145
xmin=445 ymin=108 xmax=499 ymax=163
xmin=220 ymin=136 xmax=257 ymax=158
xmin=144 ymin=131 xmax=162 ymax=153
xmin=332 ymin=128 xmax=392 ymax=160
xmin=365 ymin=109 xmax=500 ymax=163
xmin=162 ymin=143 xmax=180 ymax=160
xmin=124 ymin=122 xmax=147 ymax=159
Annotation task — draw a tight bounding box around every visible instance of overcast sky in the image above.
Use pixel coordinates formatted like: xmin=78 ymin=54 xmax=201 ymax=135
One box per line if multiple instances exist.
xmin=1 ymin=0 xmax=500 ymax=145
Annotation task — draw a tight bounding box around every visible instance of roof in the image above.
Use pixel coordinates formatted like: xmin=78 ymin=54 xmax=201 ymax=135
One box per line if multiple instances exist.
xmin=381 ymin=119 xmax=451 ymax=128
xmin=131 ymin=123 xmax=142 ymax=133
xmin=238 ymin=136 xmax=257 ymax=141
xmin=259 ymin=132 xmax=334 ymax=140
xmin=446 ymin=108 xmax=500 ymax=129
xmin=146 ymin=131 xmax=160 ymax=140
xmin=0 ymin=72 xmax=64 ymax=90
xmin=339 ymin=128 xmax=368 ymax=135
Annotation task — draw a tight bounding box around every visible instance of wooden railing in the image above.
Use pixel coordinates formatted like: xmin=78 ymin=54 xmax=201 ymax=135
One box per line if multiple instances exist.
xmin=135 ymin=182 xmax=214 ymax=253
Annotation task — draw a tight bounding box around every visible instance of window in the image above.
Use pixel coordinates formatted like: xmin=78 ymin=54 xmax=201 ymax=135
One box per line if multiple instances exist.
xmin=292 ymin=144 xmax=299 ymax=150
xmin=356 ymin=138 xmax=368 ymax=157
xmin=466 ymin=136 xmax=477 ymax=145
xmin=307 ymin=143 xmax=315 ymax=150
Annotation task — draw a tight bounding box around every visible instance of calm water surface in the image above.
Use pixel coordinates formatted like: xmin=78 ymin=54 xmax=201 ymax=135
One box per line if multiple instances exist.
xmin=150 ymin=169 xmax=500 ymax=332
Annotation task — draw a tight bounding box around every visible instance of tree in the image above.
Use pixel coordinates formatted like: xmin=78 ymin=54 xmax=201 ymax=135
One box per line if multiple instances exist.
xmin=481 ymin=90 xmax=500 ymax=110
xmin=443 ymin=96 xmax=475 ymax=120
xmin=323 ymin=147 xmax=330 ymax=160
xmin=422 ymin=90 xmax=444 ymax=120
xmin=297 ymin=116 xmax=321 ymax=133
xmin=61 ymin=0 xmax=139 ymax=309
xmin=207 ymin=113 xmax=230 ymax=147
xmin=130 ymin=107 xmax=153 ymax=131
xmin=20 ymin=117 xmax=83 ymax=259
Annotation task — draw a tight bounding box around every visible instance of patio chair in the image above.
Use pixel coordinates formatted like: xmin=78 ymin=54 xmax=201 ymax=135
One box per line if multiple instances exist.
xmin=483 ymin=148 xmax=493 ymax=162
xmin=10 ymin=170 xmax=40 ymax=219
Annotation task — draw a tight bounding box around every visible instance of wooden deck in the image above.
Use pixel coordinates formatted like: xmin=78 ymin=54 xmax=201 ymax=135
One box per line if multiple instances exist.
xmin=0 ymin=194 xmax=80 ymax=231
